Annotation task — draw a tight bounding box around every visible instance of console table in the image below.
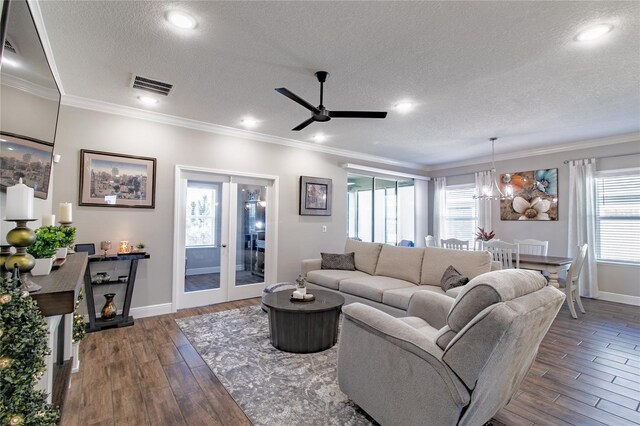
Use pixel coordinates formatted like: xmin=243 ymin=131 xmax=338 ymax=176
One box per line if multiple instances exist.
xmin=29 ymin=252 xmax=87 ymax=409
xmin=84 ymin=253 xmax=150 ymax=332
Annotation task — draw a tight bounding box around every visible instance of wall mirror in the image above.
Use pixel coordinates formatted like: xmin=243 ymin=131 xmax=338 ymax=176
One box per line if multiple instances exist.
xmin=1 ymin=0 xmax=61 ymax=199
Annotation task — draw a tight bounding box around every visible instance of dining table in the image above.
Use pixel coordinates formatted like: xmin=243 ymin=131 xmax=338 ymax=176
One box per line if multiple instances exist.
xmin=517 ymin=254 xmax=573 ymax=287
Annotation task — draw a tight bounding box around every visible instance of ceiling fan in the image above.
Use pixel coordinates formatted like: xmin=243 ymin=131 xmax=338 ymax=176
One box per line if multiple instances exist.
xmin=275 ymin=71 xmax=387 ymax=131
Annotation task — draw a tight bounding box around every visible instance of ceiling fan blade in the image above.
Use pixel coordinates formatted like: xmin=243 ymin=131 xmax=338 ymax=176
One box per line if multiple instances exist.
xmin=275 ymin=88 xmax=320 ymax=114
xmin=292 ymin=117 xmax=315 ymax=131
xmin=329 ymin=110 xmax=388 ymax=119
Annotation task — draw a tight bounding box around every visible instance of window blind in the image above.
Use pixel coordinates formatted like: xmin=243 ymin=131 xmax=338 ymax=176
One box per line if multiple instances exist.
xmin=595 ymin=171 xmax=640 ymax=264
xmin=444 ymin=185 xmax=477 ymax=244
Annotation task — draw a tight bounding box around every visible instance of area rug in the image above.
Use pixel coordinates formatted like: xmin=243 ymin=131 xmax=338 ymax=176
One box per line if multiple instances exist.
xmin=175 ymin=305 xmax=375 ymax=426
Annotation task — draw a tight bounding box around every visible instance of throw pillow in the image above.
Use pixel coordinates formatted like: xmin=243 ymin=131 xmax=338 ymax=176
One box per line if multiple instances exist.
xmin=440 ymin=265 xmax=469 ymax=292
xmin=321 ymin=252 xmax=356 ymax=271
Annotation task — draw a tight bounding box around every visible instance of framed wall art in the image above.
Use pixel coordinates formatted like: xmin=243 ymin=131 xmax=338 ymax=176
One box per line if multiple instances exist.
xmin=299 ymin=176 xmax=332 ymax=216
xmin=499 ymin=168 xmax=558 ymax=221
xmin=79 ymin=149 xmax=156 ymax=208
xmin=0 ymin=132 xmax=54 ymax=199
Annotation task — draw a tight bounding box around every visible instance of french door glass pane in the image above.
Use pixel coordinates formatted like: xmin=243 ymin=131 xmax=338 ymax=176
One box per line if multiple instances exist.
xmin=235 ymin=184 xmax=266 ymax=286
xmin=397 ymin=180 xmax=415 ymax=243
xmin=184 ymin=181 xmax=222 ymax=292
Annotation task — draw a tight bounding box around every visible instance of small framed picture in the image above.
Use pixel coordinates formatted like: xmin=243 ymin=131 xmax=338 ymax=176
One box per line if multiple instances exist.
xmin=79 ymin=149 xmax=156 ymax=208
xmin=299 ymin=176 xmax=332 ymax=216
xmin=0 ymin=132 xmax=54 ymax=199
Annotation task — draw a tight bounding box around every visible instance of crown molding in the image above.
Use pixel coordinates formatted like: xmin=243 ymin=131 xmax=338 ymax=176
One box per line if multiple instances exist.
xmin=27 ymin=0 xmax=65 ymax=95
xmin=426 ymin=132 xmax=640 ymax=172
xmin=1 ymin=73 xmax=59 ymax=101
xmin=60 ymin=94 xmax=428 ymax=170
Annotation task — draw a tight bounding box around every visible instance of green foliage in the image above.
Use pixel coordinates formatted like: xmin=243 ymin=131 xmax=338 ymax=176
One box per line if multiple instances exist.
xmin=26 ymin=226 xmax=77 ymax=259
xmin=0 ymin=276 xmax=59 ymax=425
xmin=72 ymin=290 xmax=86 ymax=344
xmin=136 ymin=242 xmax=146 ymax=250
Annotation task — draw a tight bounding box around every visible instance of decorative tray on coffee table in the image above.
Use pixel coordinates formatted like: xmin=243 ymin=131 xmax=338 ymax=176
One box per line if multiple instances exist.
xmin=290 ymin=294 xmax=316 ymax=302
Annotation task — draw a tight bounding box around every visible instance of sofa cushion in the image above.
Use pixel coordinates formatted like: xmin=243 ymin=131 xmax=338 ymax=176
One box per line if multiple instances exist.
xmin=383 ymin=285 xmax=446 ymax=310
xmin=447 ymin=269 xmax=548 ymax=332
xmin=375 ymin=245 xmax=424 ymax=284
xmin=340 ymin=275 xmax=414 ymax=303
xmin=440 ymin=265 xmax=469 ymax=292
xmin=321 ymin=252 xmax=356 ymax=271
xmin=421 ymin=247 xmax=492 ymax=286
xmin=306 ymin=269 xmax=370 ymax=290
xmin=344 ymin=239 xmax=383 ymax=275
xmin=398 ymin=317 xmax=439 ymax=340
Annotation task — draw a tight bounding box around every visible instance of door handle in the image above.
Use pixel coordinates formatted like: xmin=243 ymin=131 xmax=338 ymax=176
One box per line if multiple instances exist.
xmin=221 ymin=244 xmax=227 ymax=248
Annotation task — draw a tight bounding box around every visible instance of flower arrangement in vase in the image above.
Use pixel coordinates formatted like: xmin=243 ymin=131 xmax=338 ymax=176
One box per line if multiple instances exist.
xmin=475 ymin=227 xmax=495 ymax=241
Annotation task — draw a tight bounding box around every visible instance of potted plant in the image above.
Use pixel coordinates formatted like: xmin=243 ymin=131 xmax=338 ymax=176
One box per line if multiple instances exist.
xmin=51 ymin=226 xmax=76 ymax=259
xmin=134 ymin=242 xmax=146 ymax=253
xmin=27 ymin=227 xmax=60 ymax=276
xmin=71 ymin=290 xmax=86 ymax=373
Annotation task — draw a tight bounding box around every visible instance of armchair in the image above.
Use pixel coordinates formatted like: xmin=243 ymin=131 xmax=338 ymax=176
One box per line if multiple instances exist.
xmin=338 ymin=269 xmax=564 ymax=426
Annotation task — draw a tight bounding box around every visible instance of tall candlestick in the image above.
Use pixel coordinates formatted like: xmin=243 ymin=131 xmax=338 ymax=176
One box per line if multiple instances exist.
xmin=42 ymin=214 xmax=55 ymax=227
xmin=6 ymin=178 xmax=34 ymax=219
xmin=59 ymin=203 xmax=72 ymax=223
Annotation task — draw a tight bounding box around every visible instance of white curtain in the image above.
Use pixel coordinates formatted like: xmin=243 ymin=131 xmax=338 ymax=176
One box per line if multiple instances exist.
xmin=568 ymin=158 xmax=599 ymax=298
xmin=433 ymin=177 xmax=447 ymax=243
xmin=475 ymin=170 xmax=493 ymax=232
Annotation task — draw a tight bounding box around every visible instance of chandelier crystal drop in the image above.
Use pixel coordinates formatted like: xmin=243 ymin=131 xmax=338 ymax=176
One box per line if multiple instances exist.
xmin=473 ymin=137 xmax=514 ymax=201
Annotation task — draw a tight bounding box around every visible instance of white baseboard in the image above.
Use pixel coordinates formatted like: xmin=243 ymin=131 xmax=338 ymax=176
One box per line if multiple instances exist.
xmin=130 ymin=303 xmax=173 ymax=318
xmin=186 ymin=265 xmax=245 ymax=276
xmin=597 ymin=291 xmax=640 ymax=306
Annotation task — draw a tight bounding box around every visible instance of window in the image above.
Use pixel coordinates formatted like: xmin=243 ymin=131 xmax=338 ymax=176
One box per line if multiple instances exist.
xmin=186 ymin=185 xmax=217 ymax=246
xmin=347 ymin=175 xmax=414 ymax=244
xmin=595 ymin=169 xmax=640 ymax=264
xmin=443 ymin=184 xmax=477 ymax=243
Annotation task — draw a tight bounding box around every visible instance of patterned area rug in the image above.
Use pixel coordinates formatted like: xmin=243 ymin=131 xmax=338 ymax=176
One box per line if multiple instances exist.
xmin=176 ymin=305 xmax=375 ymax=426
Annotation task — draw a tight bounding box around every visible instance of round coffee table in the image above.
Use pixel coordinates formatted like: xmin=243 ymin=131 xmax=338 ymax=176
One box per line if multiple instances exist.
xmin=262 ymin=289 xmax=345 ymax=353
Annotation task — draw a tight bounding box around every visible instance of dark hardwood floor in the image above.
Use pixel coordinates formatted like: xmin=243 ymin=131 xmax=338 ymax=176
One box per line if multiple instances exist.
xmin=60 ymin=297 xmax=640 ymax=426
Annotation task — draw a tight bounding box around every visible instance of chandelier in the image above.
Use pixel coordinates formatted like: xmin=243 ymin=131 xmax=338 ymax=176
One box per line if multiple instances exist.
xmin=473 ymin=137 xmax=513 ymax=200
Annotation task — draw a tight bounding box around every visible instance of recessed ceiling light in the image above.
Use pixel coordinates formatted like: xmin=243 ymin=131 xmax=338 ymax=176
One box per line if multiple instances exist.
xmin=575 ymin=24 xmax=613 ymax=42
xmin=1 ymin=57 xmax=19 ymax=67
xmin=166 ymin=10 xmax=197 ymax=30
xmin=137 ymin=96 xmax=159 ymax=106
xmin=312 ymin=133 xmax=327 ymax=143
xmin=240 ymin=117 xmax=259 ymax=129
xmin=394 ymin=101 xmax=414 ymax=114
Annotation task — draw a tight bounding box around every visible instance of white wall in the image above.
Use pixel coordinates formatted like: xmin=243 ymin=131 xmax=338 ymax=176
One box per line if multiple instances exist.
xmin=52 ymin=105 xmax=357 ymax=309
xmin=428 ymin=138 xmax=640 ymax=302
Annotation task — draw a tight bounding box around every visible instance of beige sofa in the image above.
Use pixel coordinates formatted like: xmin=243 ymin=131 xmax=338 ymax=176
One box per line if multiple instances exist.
xmin=302 ymin=239 xmax=501 ymax=317
xmin=338 ymin=269 xmax=565 ymax=425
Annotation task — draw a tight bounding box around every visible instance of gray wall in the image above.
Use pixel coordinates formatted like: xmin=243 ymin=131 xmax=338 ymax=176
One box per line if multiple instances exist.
xmin=428 ymin=139 xmax=640 ymax=300
xmin=52 ymin=105 xmax=356 ymax=309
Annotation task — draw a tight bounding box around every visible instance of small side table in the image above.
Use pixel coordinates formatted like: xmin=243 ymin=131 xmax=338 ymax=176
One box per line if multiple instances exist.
xmin=262 ymin=289 xmax=344 ymax=353
xmin=84 ymin=253 xmax=150 ymax=332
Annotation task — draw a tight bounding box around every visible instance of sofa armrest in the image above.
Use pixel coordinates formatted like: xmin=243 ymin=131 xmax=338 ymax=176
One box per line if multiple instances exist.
xmin=341 ymin=303 xmax=469 ymax=407
xmin=407 ymin=291 xmax=455 ymax=329
xmin=301 ymin=258 xmax=322 ymax=275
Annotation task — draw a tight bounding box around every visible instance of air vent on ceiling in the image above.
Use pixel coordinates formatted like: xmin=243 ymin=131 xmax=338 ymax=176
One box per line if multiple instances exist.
xmin=4 ymin=39 xmax=16 ymax=54
xmin=131 ymin=75 xmax=173 ymax=96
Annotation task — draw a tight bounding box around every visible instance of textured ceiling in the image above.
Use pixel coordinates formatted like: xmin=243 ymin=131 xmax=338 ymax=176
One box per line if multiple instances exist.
xmin=37 ymin=1 xmax=640 ymax=166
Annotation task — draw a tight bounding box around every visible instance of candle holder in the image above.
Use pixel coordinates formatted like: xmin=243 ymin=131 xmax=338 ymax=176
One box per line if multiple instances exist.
xmin=100 ymin=241 xmax=112 ymax=257
xmin=3 ymin=218 xmax=41 ymax=292
xmin=59 ymin=221 xmax=73 ymax=227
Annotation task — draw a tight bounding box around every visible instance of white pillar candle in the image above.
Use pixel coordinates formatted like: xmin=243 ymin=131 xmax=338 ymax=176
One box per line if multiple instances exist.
xmin=42 ymin=214 xmax=56 ymax=227
xmin=6 ymin=178 xmax=34 ymax=219
xmin=58 ymin=203 xmax=72 ymax=223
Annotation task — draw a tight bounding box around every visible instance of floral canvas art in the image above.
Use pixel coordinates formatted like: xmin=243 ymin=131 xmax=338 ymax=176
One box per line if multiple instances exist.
xmin=499 ymin=169 xmax=558 ymax=221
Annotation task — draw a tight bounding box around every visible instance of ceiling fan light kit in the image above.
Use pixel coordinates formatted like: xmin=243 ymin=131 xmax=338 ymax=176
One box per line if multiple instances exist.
xmin=276 ymin=71 xmax=387 ymax=131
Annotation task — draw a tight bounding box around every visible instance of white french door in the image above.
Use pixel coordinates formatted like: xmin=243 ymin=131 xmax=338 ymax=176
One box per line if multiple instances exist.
xmin=173 ymin=166 xmax=278 ymax=310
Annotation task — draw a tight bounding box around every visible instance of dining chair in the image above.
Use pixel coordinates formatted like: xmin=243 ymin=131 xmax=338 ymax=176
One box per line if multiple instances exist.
xmin=558 ymin=244 xmax=588 ymax=319
xmin=484 ymin=240 xmax=519 ymax=269
xmin=515 ymin=239 xmax=549 ymax=256
xmin=425 ymin=235 xmax=438 ymax=247
xmin=440 ymin=238 xmax=469 ymax=250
